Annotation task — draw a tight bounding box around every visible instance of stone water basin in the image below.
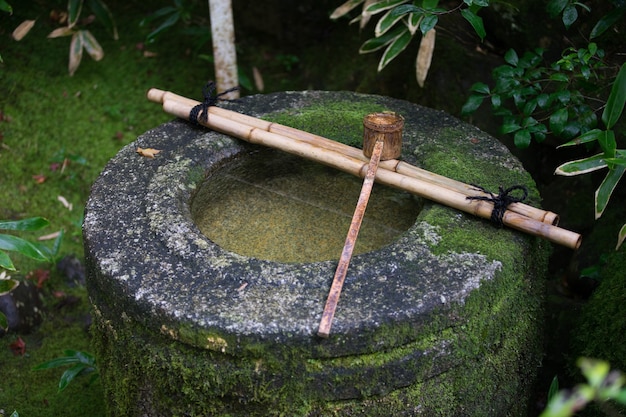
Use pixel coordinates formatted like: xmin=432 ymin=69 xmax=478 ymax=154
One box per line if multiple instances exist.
xmin=84 ymin=91 xmax=550 ymax=416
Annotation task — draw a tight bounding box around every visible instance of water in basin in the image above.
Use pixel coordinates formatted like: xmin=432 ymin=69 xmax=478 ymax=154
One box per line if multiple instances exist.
xmin=191 ymin=148 xmax=422 ymax=263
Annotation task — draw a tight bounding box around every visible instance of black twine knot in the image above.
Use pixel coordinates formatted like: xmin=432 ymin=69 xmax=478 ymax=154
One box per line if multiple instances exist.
xmin=189 ymin=81 xmax=239 ymax=125
xmin=466 ymin=184 xmax=528 ymax=227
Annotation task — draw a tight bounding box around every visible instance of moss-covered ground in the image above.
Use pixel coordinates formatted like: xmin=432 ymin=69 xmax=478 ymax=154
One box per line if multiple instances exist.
xmin=1 ymin=0 xmax=625 ymax=416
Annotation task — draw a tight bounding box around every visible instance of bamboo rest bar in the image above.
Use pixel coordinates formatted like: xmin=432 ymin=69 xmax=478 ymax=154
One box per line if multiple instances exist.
xmin=147 ymin=89 xmax=559 ymax=226
xmin=146 ymin=88 xmax=581 ymax=249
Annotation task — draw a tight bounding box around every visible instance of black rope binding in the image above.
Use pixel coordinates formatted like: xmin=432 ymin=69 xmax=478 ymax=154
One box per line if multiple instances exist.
xmin=466 ymin=184 xmax=528 ymax=227
xmin=189 ymin=81 xmax=239 ymax=125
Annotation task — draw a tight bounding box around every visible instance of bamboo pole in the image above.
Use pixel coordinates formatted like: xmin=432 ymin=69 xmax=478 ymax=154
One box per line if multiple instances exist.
xmin=147 ymin=88 xmax=559 ymax=225
xmin=147 ymin=89 xmax=581 ymax=249
xmin=208 ymin=0 xmax=239 ymax=99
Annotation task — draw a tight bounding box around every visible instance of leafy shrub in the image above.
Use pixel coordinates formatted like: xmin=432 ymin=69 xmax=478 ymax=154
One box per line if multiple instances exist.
xmin=331 ymin=0 xmax=489 ymax=86
xmin=462 ymin=1 xmax=626 ymax=249
xmin=11 ymin=0 xmax=117 ymax=75
xmin=0 ymin=217 xmax=62 ymax=331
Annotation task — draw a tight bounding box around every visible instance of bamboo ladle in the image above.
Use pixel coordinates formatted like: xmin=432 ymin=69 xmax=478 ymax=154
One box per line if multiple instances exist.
xmin=317 ymin=113 xmax=404 ymax=338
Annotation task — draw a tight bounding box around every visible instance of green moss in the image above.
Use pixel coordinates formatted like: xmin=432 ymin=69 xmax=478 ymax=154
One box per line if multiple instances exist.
xmin=264 ymin=99 xmax=389 ymax=148
xmin=416 ymin=127 xmax=542 ymax=205
xmin=572 ymin=246 xmax=626 ymax=370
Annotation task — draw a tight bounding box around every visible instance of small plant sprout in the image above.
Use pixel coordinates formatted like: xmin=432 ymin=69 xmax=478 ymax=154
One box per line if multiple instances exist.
xmin=33 ymin=350 xmax=99 ymax=392
xmin=540 ymin=358 xmax=626 ymax=417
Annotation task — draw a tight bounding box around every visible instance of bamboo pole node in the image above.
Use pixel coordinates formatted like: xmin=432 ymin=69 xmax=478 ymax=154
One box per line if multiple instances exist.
xmin=317 ymin=113 xmax=404 ymax=339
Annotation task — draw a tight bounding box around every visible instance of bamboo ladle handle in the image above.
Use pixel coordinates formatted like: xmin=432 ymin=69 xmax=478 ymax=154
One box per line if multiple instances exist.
xmin=317 ymin=138 xmax=384 ymax=338
xmin=317 ymin=113 xmax=404 ymax=338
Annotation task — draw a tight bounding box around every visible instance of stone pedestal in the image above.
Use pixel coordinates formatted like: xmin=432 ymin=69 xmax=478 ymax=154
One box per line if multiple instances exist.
xmin=83 ymin=91 xmax=550 ymax=416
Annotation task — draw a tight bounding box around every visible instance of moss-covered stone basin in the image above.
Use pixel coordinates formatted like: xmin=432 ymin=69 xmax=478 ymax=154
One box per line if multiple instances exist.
xmin=83 ymin=91 xmax=550 ymax=416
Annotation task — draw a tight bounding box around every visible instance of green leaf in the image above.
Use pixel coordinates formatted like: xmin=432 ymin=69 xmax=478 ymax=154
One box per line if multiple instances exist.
xmin=598 ymin=130 xmax=616 ymax=157
xmin=0 ymin=250 xmax=15 ymax=270
xmin=419 ymin=14 xmax=438 ymax=35
xmin=375 ymin=7 xmax=405 ymax=36
xmin=550 ymin=108 xmax=569 ymax=135
xmin=550 ymin=73 xmax=569 ymax=82
xmin=0 ymin=235 xmax=49 ymax=262
xmin=51 ymin=229 xmax=64 ymax=259
xmin=0 ymin=0 xmax=12 ymax=14
xmin=490 ymin=94 xmax=501 ymax=108
xmin=578 ymin=359 xmax=610 ymax=390
xmin=504 ymin=49 xmax=518 ymax=66
xmin=69 ymin=31 xmax=83 ymax=76
xmin=59 ymin=363 xmax=93 ymax=391
xmin=0 ymin=278 xmax=19 ymax=296
xmin=470 ymin=82 xmax=490 ymax=94
xmin=535 ymin=94 xmax=549 ymax=108
xmin=33 ymin=356 xmax=80 ymax=370
xmin=407 ymin=12 xmax=421 ymax=34
xmin=617 ymin=223 xmax=626 ymax=250
xmin=595 ymin=165 xmax=625 ymax=219
xmin=68 ymin=0 xmax=83 ymax=28
xmin=330 ymin=0 xmax=365 ymax=19
xmin=139 ymin=6 xmax=177 ymax=26
xmin=79 ymin=30 xmax=104 ymax=61
xmin=0 ymin=311 xmax=8 ymax=331
xmin=461 ymin=94 xmax=485 ymax=115
xmin=532 ymin=130 xmax=547 ymax=143
xmin=591 ymin=7 xmax=626 ymax=39
xmin=523 ymin=99 xmax=537 ymax=116
xmin=365 ymin=0 xmax=408 ymax=15
xmin=602 ymin=63 xmax=626 ymax=129
xmin=561 ymin=122 xmax=580 ymax=139
xmin=555 ymin=153 xmax=608 ymax=176
xmin=460 ymin=8 xmax=485 ymax=41
xmin=562 ymin=4 xmax=578 ymax=28
xmin=501 ymin=120 xmax=521 ymax=134
xmin=86 ymin=0 xmax=118 ymax=40
xmin=378 ymin=28 xmax=412 ymax=71
xmin=0 ymin=217 xmax=49 ymax=231
xmin=389 ymin=4 xmax=420 ymax=18
xmin=145 ymin=10 xmax=180 ymax=44
xmin=359 ymin=25 xmax=405 ymax=54
xmin=514 ymin=129 xmax=532 ymax=148
xmin=547 ymin=0 xmax=568 ymax=18
xmin=547 ymin=376 xmax=559 ymax=402
xmin=604 ymin=157 xmax=626 ymax=167
xmin=557 ymin=128 xmax=602 ymax=147
xmin=554 ymin=90 xmax=571 ymax=104
xmin=34 ymin=350 xmax=96 ymax=370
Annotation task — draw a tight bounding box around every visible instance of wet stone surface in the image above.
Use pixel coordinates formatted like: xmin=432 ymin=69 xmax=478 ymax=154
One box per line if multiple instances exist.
xmin=84 ymin=91 xmax=549 ymax=416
